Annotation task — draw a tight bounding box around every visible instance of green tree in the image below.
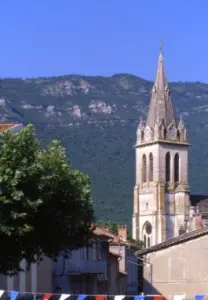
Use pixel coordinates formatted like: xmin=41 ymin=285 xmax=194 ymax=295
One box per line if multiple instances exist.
xmin=0 ymin=124 xmax=94 ymax=274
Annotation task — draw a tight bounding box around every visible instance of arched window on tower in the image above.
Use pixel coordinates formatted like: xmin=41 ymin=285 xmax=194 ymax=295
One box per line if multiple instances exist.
xmin=143 ymin=222 xmax=152 ymax=248
xmin=142 ymin=154 xmax=147 ymax=183
xmin=149 ymin=153 xmax=153 ymax=181
xmin=165 ymin=152 xmax=170 ymax=182
xmin=174 ymin=153 xmax=179 ymax=182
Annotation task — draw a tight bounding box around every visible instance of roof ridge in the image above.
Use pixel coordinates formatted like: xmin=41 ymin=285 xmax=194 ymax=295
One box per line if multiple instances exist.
xmin=136 ymin=226 xmax=208 ymax=256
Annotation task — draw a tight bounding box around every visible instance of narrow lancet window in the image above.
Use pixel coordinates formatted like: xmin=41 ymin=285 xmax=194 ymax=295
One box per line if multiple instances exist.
xmin=144 ymin=235 xmax=147 ymax=248
xmin=142 ymin=154 xmax=147 ymax=183
xmin=165 ymin=152 xmax=170 ymax=182
xmin=174 ymin=153 xmax=179 ymax=182
xmin=149 ymin=153 xmax=153 ymax=181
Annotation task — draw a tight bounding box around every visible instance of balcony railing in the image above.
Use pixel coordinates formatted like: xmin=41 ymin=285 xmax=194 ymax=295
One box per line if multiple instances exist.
xmin=68 ymin=259 xmax=107 ymax=275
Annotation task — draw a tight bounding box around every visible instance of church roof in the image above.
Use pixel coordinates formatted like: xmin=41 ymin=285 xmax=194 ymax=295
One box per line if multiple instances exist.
xmin=136 ymin=226 xmax=208 ymax=256
xmin=146 ymin=43 xmax=176 ymax=129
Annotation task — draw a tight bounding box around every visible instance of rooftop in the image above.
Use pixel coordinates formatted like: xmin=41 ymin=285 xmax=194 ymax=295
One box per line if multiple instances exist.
xmin=0 ymin=123 xmax=17 ymax=133
xmin=93 ymin=226 xmax=115 ymax=239
xmin=136 ymin=226 xmax=208 ymax=256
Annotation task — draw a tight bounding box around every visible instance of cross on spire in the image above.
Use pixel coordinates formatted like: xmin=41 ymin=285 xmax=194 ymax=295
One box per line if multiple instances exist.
xmin=159 ymin=40 xmax=163 ymax=52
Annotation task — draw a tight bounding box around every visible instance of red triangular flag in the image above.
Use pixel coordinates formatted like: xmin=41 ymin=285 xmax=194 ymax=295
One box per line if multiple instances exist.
xmin=43 ymin=294 xmax=53 ymax=300
xmin=96 ymin=296 xmax=106 ymax=300
xmin=154 ymin=296 xmax=164 ymax=300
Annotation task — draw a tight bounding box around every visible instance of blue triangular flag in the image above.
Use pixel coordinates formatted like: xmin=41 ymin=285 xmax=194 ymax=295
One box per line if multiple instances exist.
xmin=134 ymin=296 xmax=144 ymax=300
xmin=195 ymin=295 xmax=205 ymax=300
xmin=10 ymin=291 xmax=19 ymax=300
xmin=77 ymin=295 xmax=88 ymax=300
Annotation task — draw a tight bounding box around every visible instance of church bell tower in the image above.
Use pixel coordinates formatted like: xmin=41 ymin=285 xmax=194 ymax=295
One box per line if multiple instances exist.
xmin=132 ymin=44 xmax=190 ymax=247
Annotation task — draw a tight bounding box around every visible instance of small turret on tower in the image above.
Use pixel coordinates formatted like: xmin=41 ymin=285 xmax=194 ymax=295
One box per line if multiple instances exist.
xmin=178 ymin=115 xmax=187 ymax=142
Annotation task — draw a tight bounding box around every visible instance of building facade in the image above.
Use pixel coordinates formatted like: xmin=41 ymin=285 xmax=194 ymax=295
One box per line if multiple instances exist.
xmin=132 ymin=45 xmax=190 ymax=246
xmin=109 ymin=226 xmax=139 ymax=295
xmin=53 ymin=228 xmax=112 ymax=295
xmin=136 ymin=227 xmax=208 ymax=299
xmin=53 ymin=226 xmax=140 ymax=295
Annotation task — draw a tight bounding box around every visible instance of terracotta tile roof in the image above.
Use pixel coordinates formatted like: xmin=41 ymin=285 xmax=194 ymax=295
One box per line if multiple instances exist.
xmin=110 ymin=235 xmax=139 ymax=249
xmin=93 ymin=225 xmax=139 ymax=248
xmin=0 ymin=124 xmax=16 ymax=133
xmin=136 ymin=226 xmax=208 ymax=256
xmin=93 ymin=227 xmax=115 ymax=239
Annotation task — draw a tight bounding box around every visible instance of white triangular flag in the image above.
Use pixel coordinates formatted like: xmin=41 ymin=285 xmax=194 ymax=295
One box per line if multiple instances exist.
xmin=174 ymin=295 xmax=185 ymax=300
xmin=59 ymin=294 xmax=71 ymax=300
xmin=114 ymin=296 xmax=125 ymax=300
xmin=0 ymin=291 xmax=4 ymax=298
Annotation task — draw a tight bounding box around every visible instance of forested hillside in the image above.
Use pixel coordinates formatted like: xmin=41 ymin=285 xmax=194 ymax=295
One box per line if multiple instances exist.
xmin=1 ymin=74 xmax=208 ymax=227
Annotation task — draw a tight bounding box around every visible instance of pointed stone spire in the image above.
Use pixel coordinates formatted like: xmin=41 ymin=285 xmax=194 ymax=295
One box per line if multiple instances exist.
xmin=146 ymin=42 xmax=176 ymax=129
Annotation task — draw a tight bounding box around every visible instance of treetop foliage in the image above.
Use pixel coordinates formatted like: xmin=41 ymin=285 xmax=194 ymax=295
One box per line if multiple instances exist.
xmin=0 ymin=124 xmax=94 ymax=274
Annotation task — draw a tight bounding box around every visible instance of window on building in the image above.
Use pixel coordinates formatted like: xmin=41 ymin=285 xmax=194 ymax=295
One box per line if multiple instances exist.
xmin=145 ymin=222 xmax=152 ymax=235
xmin=149 ymin=153 xmax=153 ymax=181
xmin=143 ymin=222 xmax=152 ymax=249
xmin=96 ymin=241 xmax=103 ymax=260
xmin=165 ymin=152 xmax=170 ymax=182
xmin=144 ymin=235 xmax=146 ymax=248
xmin=68 ymin=251 xmax=72 ymax=259
xmin=174 ymin=153 xmax=179 ymax=182
xmin=82 ymin=246 xmax=89 ymax=260
xmin=142 ymin=154 xmax=147 ymax=182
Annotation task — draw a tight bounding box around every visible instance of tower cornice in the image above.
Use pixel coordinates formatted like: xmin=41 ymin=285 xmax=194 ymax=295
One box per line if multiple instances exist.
xmin=134 ymin=140 xmax=190 ymax=148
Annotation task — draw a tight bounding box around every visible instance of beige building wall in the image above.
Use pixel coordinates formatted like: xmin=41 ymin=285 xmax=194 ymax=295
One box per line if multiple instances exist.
xmin=143 ymin=235 xmax=208 ymax=299
xmin=110 ymin=244 xmax=126 ymax=273
xmin=2 ymin=257 xmax=53 ymax=293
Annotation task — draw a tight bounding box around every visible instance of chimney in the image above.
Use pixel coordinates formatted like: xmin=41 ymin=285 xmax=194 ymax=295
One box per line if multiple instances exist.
xmin=118 ymin=225 xmax=127 ymax=241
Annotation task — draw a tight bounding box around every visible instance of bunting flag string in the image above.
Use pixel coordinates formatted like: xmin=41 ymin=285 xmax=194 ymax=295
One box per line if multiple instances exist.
xmin=134 ymin=296 xmax=144 ymax=300
xmin=77 ymin=295 xmax=88 ymax=300
xmin=153 ymin=296 xmax=164 ymax=300
xmin=174 ymin=295 xmax=185 ymax=300
xmin=95 ymin=296 xmax=106 ymax=300
xmin=114 ymin=296 xmax=125 ymax=300
xmin=59 ymin=294 xmax=71 ymax=300
xmin=10 ymin=291 xmax=19 ymax=300
xmin=195 ymin=295 xmax=205 ymax=300
xmin=0 ymin=290 xmax=205 ymax=299
xmin=43 ymin=294 xmax=53 ymax=300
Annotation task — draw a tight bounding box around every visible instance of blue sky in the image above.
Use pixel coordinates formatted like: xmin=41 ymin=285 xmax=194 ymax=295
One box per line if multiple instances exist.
xmin=1 ymin=0 xmax=208 ymax=81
